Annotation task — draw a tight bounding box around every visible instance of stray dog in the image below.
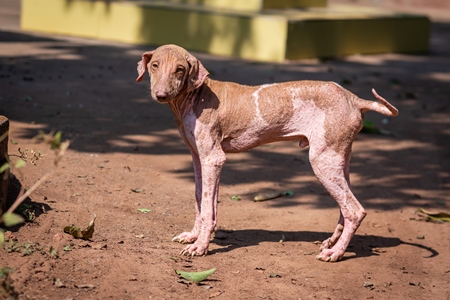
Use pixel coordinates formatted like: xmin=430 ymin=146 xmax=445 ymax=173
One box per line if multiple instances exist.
xmin=136 ymin=44 xmax=398 ymax=262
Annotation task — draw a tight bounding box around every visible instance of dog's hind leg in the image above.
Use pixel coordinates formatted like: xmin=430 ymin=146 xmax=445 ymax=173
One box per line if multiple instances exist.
xmin=309 ymin=145 xmax=366 ymax=262
xmin=319 ymin=153 xmax=351 ymax=251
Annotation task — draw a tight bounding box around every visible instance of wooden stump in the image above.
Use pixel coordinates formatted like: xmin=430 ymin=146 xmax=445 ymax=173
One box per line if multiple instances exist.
xmin=0 ymin=116 xmax=10 ymax=216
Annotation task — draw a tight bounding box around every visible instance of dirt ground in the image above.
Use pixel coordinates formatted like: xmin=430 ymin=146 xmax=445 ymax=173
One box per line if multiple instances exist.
xmin=1 ymin=1 xmax=449 ymax=299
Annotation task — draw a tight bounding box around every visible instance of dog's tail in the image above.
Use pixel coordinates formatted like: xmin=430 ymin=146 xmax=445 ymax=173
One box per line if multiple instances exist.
xmin=357 ymin=89 xmax=399 ymax=117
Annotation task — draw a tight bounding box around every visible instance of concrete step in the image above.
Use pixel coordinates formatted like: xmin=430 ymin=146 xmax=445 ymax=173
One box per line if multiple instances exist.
xmin=21 ymin=0 xmax=430 ymax=62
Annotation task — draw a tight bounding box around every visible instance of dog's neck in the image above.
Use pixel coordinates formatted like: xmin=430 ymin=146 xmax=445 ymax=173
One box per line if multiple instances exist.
xmin=168 ymin=84 xmax=204 ymax=125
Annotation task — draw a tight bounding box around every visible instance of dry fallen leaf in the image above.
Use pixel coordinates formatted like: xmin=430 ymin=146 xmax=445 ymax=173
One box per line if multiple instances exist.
xmin=253 ymin=191 xmax=282 ymax=201
xmin=92 ymin=244 xmax=107 ymax=250
xmin=253 ymin=190 xmax=294 ymax=202
xmin=74 ymin=284 xmax=95 ymax=289
xmin=208 ymin=291 xmax=224 ymax=298
xmin=63 ymin=214 xmax=96 ymax=240
xmin=416 ymin=208 xmax=450 ymax=222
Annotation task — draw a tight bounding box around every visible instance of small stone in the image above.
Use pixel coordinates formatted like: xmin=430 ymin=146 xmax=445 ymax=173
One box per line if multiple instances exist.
xmin=53 ymin=278 xmax=66 ymax=288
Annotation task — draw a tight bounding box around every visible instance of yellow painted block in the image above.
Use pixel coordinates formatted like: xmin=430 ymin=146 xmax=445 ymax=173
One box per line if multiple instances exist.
xmin=21 ymin=0 xmax=103 ymax=38
xmin=124 ymin=5 xmax=288 ymax=61
xmin=22 ymin=0 xmax=288 ymax=62
xmin=21 ymin=0 xmax=430 ymax=62
xmin=96 ymin=3 xmax=144 ymax=43
xmin=286 ymin=16 xmax=430 ymax=59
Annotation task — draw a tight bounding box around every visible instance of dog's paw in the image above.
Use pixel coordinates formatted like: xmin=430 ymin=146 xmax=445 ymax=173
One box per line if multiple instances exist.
xmin=172 ymin=232 xmax=198 ymax=244
xmin=319 ymin=238 xmax=332 ymax=251
xmin=315 ymin=248 xmax=344 ymax=262
xmin=180 ymin=242 xmax=208 ymax=257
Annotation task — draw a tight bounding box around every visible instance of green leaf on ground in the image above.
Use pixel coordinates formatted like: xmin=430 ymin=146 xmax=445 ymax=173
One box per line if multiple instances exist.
xmin=175 ymin=268 xmax=216 ymax=283
xmin=361 ymin=120 xmax=395 ymax=136
xmin=0 ymin=267 xmax=13 ymax=279
xmin=282 ymin=190 xmax=294 ymax=196
xmin=361 ymin=120 xmax=380 ymax=134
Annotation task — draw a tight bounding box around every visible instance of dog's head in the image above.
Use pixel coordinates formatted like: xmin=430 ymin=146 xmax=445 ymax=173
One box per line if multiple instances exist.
xmin=136 ymin=44 xmax=209 ymax=103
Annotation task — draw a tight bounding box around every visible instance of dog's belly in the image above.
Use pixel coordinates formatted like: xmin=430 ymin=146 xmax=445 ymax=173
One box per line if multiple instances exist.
xmin=220 ymin=127 xmax=305 ymax=153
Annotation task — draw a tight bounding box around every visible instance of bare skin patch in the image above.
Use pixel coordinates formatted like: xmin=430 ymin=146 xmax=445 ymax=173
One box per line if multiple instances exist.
xmin=253 ymin=83 xmax=295 ymax=130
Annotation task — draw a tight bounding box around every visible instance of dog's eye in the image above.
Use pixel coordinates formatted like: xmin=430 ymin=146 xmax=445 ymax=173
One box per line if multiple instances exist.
xmin=176 ymin=66 xmax=185 ymax=73
xmin=151 ymin=63 xmax=158 ymax=69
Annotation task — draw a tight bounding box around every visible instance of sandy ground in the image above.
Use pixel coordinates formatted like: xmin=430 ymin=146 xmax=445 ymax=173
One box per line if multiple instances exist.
xmin=0 ymin=0 xmax=449 ymax=299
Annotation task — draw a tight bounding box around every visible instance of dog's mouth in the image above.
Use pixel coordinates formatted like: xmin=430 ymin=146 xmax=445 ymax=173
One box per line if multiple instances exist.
xmin=152 ymin=95 xmax=173 ymax=103
xmin=153 ymin=97 xmax=172 ymax=103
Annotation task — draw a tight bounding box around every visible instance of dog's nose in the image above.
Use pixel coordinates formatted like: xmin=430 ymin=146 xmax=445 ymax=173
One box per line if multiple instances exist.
xmin=155 ymin=90 xmax=168 ymax=100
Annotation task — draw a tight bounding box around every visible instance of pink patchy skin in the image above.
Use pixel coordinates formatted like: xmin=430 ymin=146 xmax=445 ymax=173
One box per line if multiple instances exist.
xmin=136 ymin=45 xmax=399 ymax=261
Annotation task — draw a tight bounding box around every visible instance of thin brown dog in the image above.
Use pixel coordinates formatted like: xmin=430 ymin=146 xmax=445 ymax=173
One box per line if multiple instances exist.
xmin=136 ymin=44 xmax=398 ymax=262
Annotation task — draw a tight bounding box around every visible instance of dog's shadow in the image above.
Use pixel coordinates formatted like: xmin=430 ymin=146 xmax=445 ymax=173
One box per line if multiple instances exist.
xmin=210 ymin=229 xmax=438 ymax=261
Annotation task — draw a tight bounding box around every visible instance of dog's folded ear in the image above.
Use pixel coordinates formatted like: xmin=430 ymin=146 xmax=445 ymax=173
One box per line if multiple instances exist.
xmin=186 ymin=54 xmax=209 ymax=91
xmin=136 ymin=51 xmax=154 ymax=82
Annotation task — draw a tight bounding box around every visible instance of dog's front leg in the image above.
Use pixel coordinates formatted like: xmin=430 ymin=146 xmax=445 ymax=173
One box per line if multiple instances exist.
xmin=179 ymin=148 xmax=226 ymax=256
xmin=172 ymin=153 xmax=202 ymax=244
